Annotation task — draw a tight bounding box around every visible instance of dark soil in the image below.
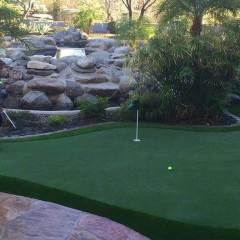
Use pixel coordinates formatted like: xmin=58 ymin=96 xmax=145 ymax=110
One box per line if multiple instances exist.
xmin=0 ymin=116 xmax=102 ymax=138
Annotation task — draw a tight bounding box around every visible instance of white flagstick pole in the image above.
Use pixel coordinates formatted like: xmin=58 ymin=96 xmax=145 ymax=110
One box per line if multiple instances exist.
xmin=2 ymin=110 xmax=17 ymax=129
xmin=133 ymin=109 xmax=140 ymax=142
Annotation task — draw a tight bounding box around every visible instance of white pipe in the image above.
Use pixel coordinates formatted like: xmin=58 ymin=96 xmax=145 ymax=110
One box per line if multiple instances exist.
xmin=2 ymin=110 xmax=17 ymax=129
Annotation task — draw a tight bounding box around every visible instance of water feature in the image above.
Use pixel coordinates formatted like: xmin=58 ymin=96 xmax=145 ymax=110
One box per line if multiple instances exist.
xmin=56 ymin=47 xmax=86 ymax=59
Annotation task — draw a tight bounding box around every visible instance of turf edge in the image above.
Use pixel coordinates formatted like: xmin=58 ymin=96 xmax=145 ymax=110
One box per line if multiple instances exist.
xmin=0 ymin=175 xmax=240 ymax=240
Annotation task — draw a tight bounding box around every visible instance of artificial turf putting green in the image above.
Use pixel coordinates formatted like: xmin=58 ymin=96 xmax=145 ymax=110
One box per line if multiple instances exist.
xmin=1 ymin=123 xmax=240 ymax=240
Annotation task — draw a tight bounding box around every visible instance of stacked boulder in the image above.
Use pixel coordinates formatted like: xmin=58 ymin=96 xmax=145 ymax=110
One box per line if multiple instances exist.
xmin=0 ymin=34 xmax=136 ymax=111
xmin=53 ymin=28 xmax=88 ymax=47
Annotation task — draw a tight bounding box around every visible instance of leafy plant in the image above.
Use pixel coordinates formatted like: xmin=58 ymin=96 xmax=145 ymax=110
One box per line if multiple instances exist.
xmin=158 ymin=0 xmax=240 ymax=37
xmin=0 ymin=0 xmax=28 ymax=44
xmin=115 ymin=18 xmax=155 ymax=48
xmin=132 ymin=19 xmax=240 ymax=123
xmin=48 ymin=115 xmax=68 ymax=127
xmin=73 ymin=8 xmax=103 ymax=34
xmin=77 ymin=97 xmax=107 ymax=119
xmin=25 ymin=21 xmax=51 ymax=35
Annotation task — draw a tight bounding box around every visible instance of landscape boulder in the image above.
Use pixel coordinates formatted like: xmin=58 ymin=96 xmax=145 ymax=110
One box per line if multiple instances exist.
xmin=53 ymin=28 xmax=88 ymax=47
xmin=27 ymin=78 xmax=66 ymax=94
xmin=52 ymin=94 xmax=73 ymax=110
xmin=21 ymin=91 xmax=52 ymax=110
xmin=6 ymin=81 xmax=26 ymax=96
xmin=6 ymin=48 xmax=26 ymax=61
xmin=27 ymin=61 xmax=57 ymax=70
xmin=29 ymin=55 xmax=52 ymax=63
xmin=23 ymin=36 xmax=57 ymax=56
xmin=65 ymin=80 xmax=84 ymax=98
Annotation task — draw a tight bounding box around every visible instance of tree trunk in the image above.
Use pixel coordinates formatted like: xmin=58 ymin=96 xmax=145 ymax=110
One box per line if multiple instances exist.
xmin=139 ymin=8 xmax=145 ymax=20
xmin=190 ymin=16 xmax=203 ymax=37
xmin=129 ymin=8 xmax=133 ymax=20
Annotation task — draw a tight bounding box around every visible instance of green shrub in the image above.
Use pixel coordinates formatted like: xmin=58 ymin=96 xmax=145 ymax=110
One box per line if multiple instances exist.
xmin=121 ymin=90 xmax=176 ymax=122
xmin=132 ymin=19 xmax=240 ymax=123
xmin=115 ymin=18 xmax=155 ymax=48
xmin=108 ymin=21 xmax=116 ymax=34
xmin=73 ymin=8 xmax=103 ymax=34
xmin=0 ymin=0 xmax=28 ymax=44
xmin=77 ymin=97 xmax=108 ymax=119
xmin=48 ymin=115 xmax=68 ymax=127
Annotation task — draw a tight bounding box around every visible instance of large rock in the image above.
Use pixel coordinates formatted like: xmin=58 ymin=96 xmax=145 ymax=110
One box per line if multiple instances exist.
xmin=53 ymin=28 xmax=88 ymax=47
xmin=81 ymin=82 xmax=120 ymax=98
xmin=6 ymin=81 xmax=26 ymax=96
xmin=87 ymin=39 xmax=115 ymax=50
xmin=76 ymin=56 xmax=95 ymax=69
xmin=9 ymin=59 xmax=28 ymax=68
xmin=88 ymin=50 xmax=111 ymax=65
xmin=51 ymin=93 xmax=73 ymax=110
xmin=0 ymin=48 xmax=6 ymax=58
xmin=50 ymin=59 xmax=67 ymax=72
xmin=113 ymin=58 xmax=125 ymax=68
xmin=75 ymin=73 xmax=108 ymax=84
xmin=65 ymin=80 xmax=84 ymax=98
xmin=29 ymin=55 xmax=52 ymax=63
xmin=23 ymin=36 xmax=57 ymax=56
xmin=113 ymin=46 xmax=131 ymax=55
xmin=9 ymin=66 xmax=28 ymax=80
xmin=6 ymin=48 xmax=26 ymax=60
xmin=0 ymin=58 xmax=13 ymax=66
xmin=60 ymin=55 xmax=81 ymax=65
xmin=97 ymin=66 xmax=122 ymax=83
xmin=21 ymin=90 xmax=52 ymax=110
xmin=27 ymin=78 xmax=66 ymax=94
xmin=27 ymin=69 xmax=55 ymax=76
xmin=74 ymin=93 xmax=97 ymax=104
xmin=71 ymin=64 xmax=96 ymax=73
xmin=27 ymin=61 xmax=57 ymax=70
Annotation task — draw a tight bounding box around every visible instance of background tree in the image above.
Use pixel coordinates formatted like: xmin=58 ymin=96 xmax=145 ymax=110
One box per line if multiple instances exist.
xmin=104 ymin=0 xmax=114 ymax=21
xmin=9 ymin=0 xmax=35 ymax=18
xmin=121 ymin=0 xmax=133 ymax=19
xmin=121 ymin=0 xmax=158 ymax=20
xmin=137 ymin=0 xmax=158 ymax=19
xmin=158 ymin=0 xmax=240 ymax=37
xmin=0 ymin=0 xmax=28 ymax=71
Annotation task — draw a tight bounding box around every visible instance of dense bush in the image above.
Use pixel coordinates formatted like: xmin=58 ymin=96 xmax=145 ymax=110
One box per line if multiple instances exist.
xmin=0 ymin=0 xmax=28 ymax=44
xmin=73 ymin=8 xmax=103 ymax=34
xmin=131 ymin=18 xmax=240 ymax=123
xmin=115 ymin=18 xmax=155 ymax=48
xmin=76 ymin=97 xmax=107 ymax=119
xmin=48 ymin=115 xmax=68 ymax=127
xmin=108 ymin=20 xmax=116 ymax=34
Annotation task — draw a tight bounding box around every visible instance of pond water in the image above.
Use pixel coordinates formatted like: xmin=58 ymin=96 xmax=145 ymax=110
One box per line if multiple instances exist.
xmin=56 ymin=47 xmax=86 ymax=59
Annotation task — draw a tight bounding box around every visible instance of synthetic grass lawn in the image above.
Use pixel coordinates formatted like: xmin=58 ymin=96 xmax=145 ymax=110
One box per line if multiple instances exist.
xmin=1 ymin=123 xmax=240 ymax=239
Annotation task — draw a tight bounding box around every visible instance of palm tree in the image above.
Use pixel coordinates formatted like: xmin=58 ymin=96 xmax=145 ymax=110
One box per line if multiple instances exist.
xmin=158 ymin=0 xmax=240 ymax=36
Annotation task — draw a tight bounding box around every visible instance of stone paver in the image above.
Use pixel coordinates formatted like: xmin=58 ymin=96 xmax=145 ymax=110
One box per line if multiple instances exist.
xmin=0 ymin=192 xmax=150 ymax=240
